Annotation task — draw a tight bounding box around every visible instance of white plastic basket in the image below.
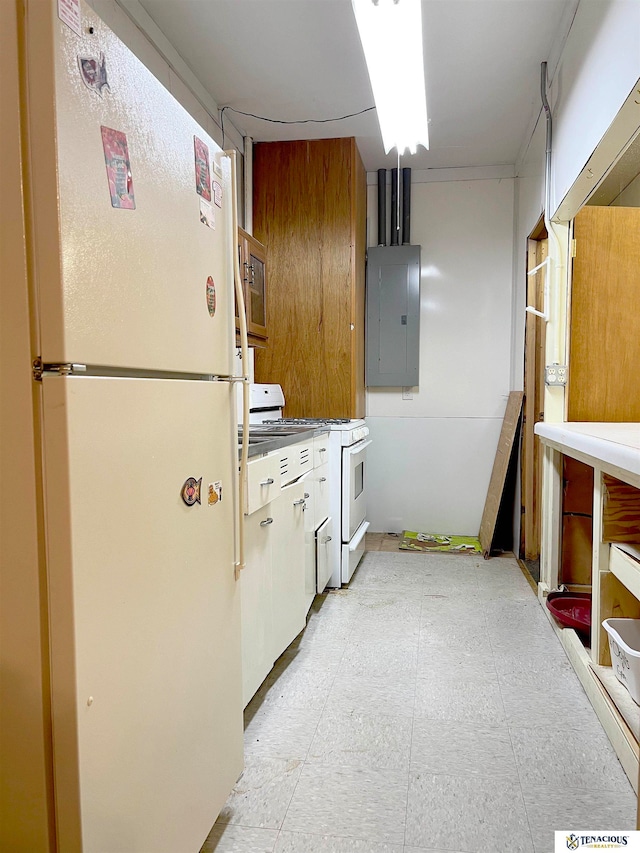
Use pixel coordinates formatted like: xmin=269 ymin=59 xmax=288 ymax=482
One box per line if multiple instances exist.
xmin=602 ymin=618 xmax=640 ymax=705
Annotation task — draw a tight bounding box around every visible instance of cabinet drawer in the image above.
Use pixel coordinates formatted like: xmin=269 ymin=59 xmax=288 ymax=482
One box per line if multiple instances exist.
xmin=314 ymin=433 xmax=330 ymax=468
xmin=280 ymin=441 xmax=313 ymax=486
xmin=609 ymin=544 xmax=640 ymax=602
xmin=314 ymin=461 xmax=330 ymax=530
xmin=245 ymin=453 xmax=280 ymax=515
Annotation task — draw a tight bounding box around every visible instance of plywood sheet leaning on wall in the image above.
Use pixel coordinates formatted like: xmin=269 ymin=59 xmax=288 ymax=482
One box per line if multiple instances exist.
xmin=479 ymin=391 xmax=524 ymax=558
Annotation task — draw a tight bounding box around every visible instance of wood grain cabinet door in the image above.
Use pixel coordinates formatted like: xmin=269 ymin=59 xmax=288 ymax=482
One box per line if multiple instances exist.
xmin=237 ymin=228 xmax=268 ymax=343
xmin=568 ymin=206 xmax=640 ymax=422
xmin=245 ymin=233 xmax=267 ymax=339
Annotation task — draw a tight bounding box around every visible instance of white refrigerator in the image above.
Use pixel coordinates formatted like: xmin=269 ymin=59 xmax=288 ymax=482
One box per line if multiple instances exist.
xmin=21 ymin=1 xmax=243 ymax=849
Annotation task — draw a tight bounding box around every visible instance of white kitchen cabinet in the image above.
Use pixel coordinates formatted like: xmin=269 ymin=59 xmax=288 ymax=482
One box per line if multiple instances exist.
xmin=270 ymin=477 xmax=307 ymax=656
xmin=240 ymin=506 xmax=274 ymax=707
xmin=241 ymin=448 xmax=310 ymax=707
xmin=240 ymin=435 xmax=333 ymax=705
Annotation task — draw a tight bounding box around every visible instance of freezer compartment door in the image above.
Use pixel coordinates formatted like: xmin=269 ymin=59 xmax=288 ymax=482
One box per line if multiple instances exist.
xmin=42 ymin=376 xmax=242 ymax=852
xmin=31 ymin=3 xmax=234 ymax=375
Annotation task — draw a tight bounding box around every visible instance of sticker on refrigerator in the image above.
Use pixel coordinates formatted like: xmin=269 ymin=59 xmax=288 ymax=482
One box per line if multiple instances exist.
xmin=57 ymin=0 xmax=81 ymax=36
xmin=78 ymin=53 xmax=110 ymax=97
xmin=206 ymin=276 xmax=216 ymax=317
xmin=100 ymin=127 xmax=135 ymax=209
xmin=212 ymin=180 xmax=223 ymax=208
xmin=194 ymin=136 xmax=211 ymax=201
xmin=199 ymin=198 xmax=215 ymax=229
xmin=181 ymin=477 xmax=202 ymax=506
xmin=208 ymin=482 xmax=223 ymax=505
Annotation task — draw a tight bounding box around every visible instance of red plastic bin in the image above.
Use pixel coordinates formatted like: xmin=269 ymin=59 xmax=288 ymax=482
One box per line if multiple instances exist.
xmin=545 ymin=591 xmax=591 ymax=637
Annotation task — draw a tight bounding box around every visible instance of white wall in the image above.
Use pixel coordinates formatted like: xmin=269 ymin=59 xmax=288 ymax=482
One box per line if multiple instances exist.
xmin=511 ymin=112 xmax=547 ymax=394
xmin=513 ymin=0 xmax=640 ymax=403
xmin=87 ymin=0 xmax=243 ymax=154
xmin=365 ymin=176 xmax=515 ymax=535
xmin=511 ymin=0 xmax=640 ymax=556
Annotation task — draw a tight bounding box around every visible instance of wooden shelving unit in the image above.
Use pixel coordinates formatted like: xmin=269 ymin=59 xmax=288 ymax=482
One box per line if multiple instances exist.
xmin=536 ymin=422 xmax=640 ymax=791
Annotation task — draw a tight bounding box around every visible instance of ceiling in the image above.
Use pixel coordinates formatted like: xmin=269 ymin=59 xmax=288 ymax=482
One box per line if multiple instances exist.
xmin=136 ymin=0 xmax=576 ymax=172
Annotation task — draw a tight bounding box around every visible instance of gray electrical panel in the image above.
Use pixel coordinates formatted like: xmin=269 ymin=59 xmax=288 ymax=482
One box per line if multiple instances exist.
xmin=365 ymin=245 xmax=421 ymax=387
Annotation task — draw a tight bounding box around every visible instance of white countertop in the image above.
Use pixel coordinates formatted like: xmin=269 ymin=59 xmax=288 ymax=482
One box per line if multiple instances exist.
xmin=535 ymin=422 xmax=640 ymax=480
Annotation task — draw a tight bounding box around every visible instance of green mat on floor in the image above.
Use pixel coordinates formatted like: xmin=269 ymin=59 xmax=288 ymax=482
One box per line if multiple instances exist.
xmin=400 ymin=531 xmax=482 ymax=553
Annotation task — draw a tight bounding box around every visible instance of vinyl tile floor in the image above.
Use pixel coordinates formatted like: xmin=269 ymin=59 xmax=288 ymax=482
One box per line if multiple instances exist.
xmin=203 ymin=541 xmax=637 ymax=853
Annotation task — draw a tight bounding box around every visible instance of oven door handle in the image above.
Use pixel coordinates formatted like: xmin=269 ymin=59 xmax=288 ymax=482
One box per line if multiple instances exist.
xmin=344 ymin=438 xmax=372 ymax=456
xmin=348 ymin=521 xmax=370 ymax=551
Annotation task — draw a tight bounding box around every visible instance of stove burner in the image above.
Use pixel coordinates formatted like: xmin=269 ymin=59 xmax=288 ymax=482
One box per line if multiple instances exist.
xmin=264 ymin=417 xmax=352 ymax=426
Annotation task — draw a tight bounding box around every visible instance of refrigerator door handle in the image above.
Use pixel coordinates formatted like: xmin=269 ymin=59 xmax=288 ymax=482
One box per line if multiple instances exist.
xmin=229 ymin=150 xmax=250 ymax=579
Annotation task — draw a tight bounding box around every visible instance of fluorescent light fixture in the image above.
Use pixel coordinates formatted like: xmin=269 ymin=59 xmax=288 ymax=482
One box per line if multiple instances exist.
xmin=352 ymin=0 xmax=429 ymax=155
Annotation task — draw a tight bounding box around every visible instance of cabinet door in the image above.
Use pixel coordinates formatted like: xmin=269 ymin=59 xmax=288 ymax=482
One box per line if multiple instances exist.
xmin=316 ymin=516 xmax=334 ymax=594
xmin=303 ymin=483 xmax=316 ymax=613
xmin=252 ymin=138 xmax=365 ymax=418
xmin=271 ymin=479 xmax=307 ymax=659
xmin=569 ymin=206 xmax=640 ymax=422
xmin=313 ymin=461 xmax=330 ymax=530
xmin=246 ymin=234 xmax=267 ymax=339
xmin=237 ymin=229 xmax=268 ymax=343
xmin=241 ymin=508 xmax=274 ymax=707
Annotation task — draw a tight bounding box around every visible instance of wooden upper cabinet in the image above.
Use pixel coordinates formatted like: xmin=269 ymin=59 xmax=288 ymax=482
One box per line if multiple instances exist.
xmin=252 ymin=138 xmax=366 ymax=419
xmin=567 ymin=206 xmax=640 ymax=422
xmin=236 ymin=227 xmax=268 ymax=344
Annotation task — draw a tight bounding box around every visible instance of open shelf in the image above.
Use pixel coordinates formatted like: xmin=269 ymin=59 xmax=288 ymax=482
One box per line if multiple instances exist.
xmin=591 ymin=661 xmax=640 ymax=744
xmin=535 ymin=422 xmax=640 ymax=790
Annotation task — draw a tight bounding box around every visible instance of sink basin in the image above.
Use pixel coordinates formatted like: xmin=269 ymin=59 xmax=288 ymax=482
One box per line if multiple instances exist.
xmin=241 ymin=425 xmax=312 ymax=436
xmin=238 ymin=425 xmax=315 ymax=442
xmin=237 ymin=424 xmax=317 ymax=457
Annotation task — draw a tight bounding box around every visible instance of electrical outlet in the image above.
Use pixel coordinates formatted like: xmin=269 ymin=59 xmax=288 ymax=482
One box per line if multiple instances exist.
xmin=545 ymin=364 xmax=568 ymax=386
xmin=402 ymin=386 xmax=413 ymax=400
